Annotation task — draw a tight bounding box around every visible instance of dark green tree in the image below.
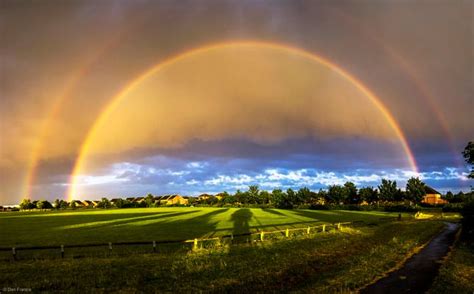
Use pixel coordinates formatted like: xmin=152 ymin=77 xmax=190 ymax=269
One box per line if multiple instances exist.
xmin=36 ymin=200 xmax=52 ymax=209
xmin=145 ymin=193 xmax=155 ymax=207
xmin=19 ymin=198 xmax=35 ymax=210
xmin=327 ymin=185 xmax=345 ymax=204
xmin=406 ymin=177 xmax=426 ymax=203
xmin=359 ymin=187 xmax=379 ymax=204
xmin=296 ymin=187 xmax=312 ymax=205
xmin=463 ymin=141 xmax=474 ymax=179
xmin=273 ymin=189 xmax=293 ymax=209
xmin=247 ymin=185 xmax=260 ymax=204
xmin=343 ymin=182 xmax=359 ymax=204
xmin=445 ymin=191 xmax=454 ymax=203
xmin=258 ymin=190 xmax=271 ymax=204
xmin=59 ymin=200 xmax=68 ymax=209
xmin=53 ymin=199 xmax=61 ymax=209
xmin=97 ymin=197 xmax=111 ymax=209
xmin=378 ymin=179 xmax=398 ymax=202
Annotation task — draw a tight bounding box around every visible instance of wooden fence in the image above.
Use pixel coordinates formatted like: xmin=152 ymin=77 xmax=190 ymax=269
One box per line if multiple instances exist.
xmin=1 ymin=218 xmax=400 ymax=261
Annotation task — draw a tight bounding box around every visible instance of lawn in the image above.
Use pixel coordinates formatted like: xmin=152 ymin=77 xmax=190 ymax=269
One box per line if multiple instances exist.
xmin=0 ymin=220 xmax=445 ymax=292
xmin=0 ymin=207 xmax=408 ymax=247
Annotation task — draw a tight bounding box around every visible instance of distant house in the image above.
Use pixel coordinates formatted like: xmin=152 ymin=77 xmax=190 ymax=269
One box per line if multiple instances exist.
xmin=70 ymin=200 xmax=85 ymax=208
xmin=215 ymin=193 xmax=227 ymax=200
xmin=422 ymin=186 xmax=448 ymax=205
xmin=126 ymin=197 xmax=136 ymax=202
xmin=155 ymin=195 xmax=188 ymax=205
xmin=81 ymin=200 xmax=95 ymax=207
xmin=134 ymin=197 xmax=145 ymax=204
xmin=197 ymin=194 xmax=212 ymax=202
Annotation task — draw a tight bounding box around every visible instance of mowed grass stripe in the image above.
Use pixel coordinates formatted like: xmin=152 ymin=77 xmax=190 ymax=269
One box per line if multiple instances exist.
xmin=0 ymin=207 xmax=406 ymax=247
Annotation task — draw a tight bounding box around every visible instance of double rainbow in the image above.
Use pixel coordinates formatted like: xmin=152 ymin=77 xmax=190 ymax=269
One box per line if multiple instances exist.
xmin=65 ymin=41 xmax=419 ymax=200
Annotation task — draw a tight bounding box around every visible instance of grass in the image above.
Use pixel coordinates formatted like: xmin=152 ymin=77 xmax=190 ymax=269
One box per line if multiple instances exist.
xmin=0 ymin=207 xmax=410 ymax=247
xmin=430 ymin=241 xmax=474 ymax=293
xmin=0 ymin=220 xmax=444 ymax=292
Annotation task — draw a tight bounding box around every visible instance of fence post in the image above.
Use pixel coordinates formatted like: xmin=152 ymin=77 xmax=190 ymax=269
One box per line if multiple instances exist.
xmin=285 ymin=228 xmax=289 ymax=238
xmin=193 ymin=238 xmax=198 ymax=250
xmin=108 ymin=242 xmax=113 ymax=252
xmin=60 ymin=245 xmax=64 ymax=258
xmin=260 ymin=232 xmax=264 ymax=241
xmin=337 ymin=223 xmax=341 ymax=230
xmin=307 ymin=226 xmax=310 ymax=234
xmin=153 ymin=241 xmax=156 ymax=253
xmin=12 ymin=247 xmax=16 ymax=261
xmin=322 ymin=224 xmax=326 ymax=232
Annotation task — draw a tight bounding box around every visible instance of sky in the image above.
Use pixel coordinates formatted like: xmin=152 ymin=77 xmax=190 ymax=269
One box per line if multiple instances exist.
xmin=0 ymin=0 xmax=472 ymax=204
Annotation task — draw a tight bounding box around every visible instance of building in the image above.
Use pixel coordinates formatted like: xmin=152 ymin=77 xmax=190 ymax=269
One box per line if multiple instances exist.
xmin=155 ymin=195 xmax=188 ymax=205
xmin=70 ymin=200 xmax=85 ymax=208
xmin=422 ymin=186 xmax=448 ymax=205
xmin=81 ymin=200 xmax=97 ymax=207
xmin=197 ymin=194 xmax=213 ymax=202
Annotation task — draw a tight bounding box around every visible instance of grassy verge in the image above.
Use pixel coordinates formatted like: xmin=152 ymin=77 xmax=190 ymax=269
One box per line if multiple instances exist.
xmin=0 ymin=221 xmax=443 ymax=292
xmin=430 ymin=241 xmax=474 ymax=293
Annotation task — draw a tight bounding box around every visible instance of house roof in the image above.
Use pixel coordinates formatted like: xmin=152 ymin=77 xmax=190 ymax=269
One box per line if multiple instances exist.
xmin=425 ymin=186 xmax=441 ymax=195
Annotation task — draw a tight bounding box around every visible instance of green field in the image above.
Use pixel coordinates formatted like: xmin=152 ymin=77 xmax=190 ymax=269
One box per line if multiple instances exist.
xmin=0 ymin=207 xmax=409 ymax=247
xmin=0 ymin=219 xmax=445 ymax=292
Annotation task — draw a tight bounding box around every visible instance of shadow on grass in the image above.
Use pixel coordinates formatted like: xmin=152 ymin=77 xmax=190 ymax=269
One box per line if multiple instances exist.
xmin=137 ymin=208 xmax=231 ymax=241
xmin=231 ymin=208 xmax=253 ymax=235
xmin=262 ymin=208 xmax=287 ymax=217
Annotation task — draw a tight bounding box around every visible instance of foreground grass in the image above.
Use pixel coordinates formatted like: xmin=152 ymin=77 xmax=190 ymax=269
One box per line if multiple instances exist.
xmin=0 ymin=207 xmax=408 ymax=247
xmin=0 ymin=221 xmax=444 ymax=292
xmin=430 ymin=241 xmax=474 ymax=293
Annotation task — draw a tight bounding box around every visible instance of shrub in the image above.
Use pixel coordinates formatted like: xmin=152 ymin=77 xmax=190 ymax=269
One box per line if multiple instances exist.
xmin=461 ymin=200 xmax=474 ymax=241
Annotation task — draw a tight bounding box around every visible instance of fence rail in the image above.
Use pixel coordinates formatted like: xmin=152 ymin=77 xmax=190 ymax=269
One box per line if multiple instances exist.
xmin=1 ymin=218 xmax=403 ymax=260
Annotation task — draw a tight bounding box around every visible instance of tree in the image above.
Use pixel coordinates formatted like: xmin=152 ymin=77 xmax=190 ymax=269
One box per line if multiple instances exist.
xmin=359 ymin=187 xmax=379 ymax=204
xmin=53 ymin=199 xmax=61 ymax=209
xmin=406 ymin=177 xmax=426 ymax=203
xmin=445 ymin=191 xmax=454 ymax=203
xmin=258 ymin=190 xmax=271 ymax=204
xmin=272 ymin=189 xmax=292 ymax=209
xmin=97 ymin=197 xmax=111 ymax=209
xmin=59 ymin=200 xmax=69 ymax=209
xmin=378 ymin=179 xmax=398 ymax=202
xmin=343 ymin=182 xmax=359 ymax=204
xmin=327 ymin=185 xmax=345 ymax=204
xmin=114 ymin=198 xmax=125 ymax=208
xmin=463 ymin=141 xmax=474 ymax=179
xmin=36 ymin=200 xmax=52 ymax=209
xmin=247 ymin=185 xmax=260 ymax=204
xmin=296 ymin=187 xmax=312 ymax=205
xmin=145 ymin=193 xmax=155 ymax=207
xmin=19 ymin=198 xmax=35 ymax=210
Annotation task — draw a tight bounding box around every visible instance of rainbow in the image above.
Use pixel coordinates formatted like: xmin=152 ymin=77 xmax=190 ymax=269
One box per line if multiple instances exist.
xmin=23 ymin=13 xmax=150 ymax=199
xmin=67 ymin=41 xmax=419 ymax=201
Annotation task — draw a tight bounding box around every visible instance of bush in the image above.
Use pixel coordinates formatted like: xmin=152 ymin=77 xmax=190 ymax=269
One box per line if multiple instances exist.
xmin=383 ymin=203 xmax=420 ymax=212
xmin=442 ymin=203 xmax=464 ymax=212
xmin=461 ymin=200 xmax=474 ymax=241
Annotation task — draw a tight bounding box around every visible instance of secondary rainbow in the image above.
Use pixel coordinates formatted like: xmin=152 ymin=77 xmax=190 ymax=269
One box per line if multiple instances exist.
xmin=67 ymin=41 xmax=419 ymax=201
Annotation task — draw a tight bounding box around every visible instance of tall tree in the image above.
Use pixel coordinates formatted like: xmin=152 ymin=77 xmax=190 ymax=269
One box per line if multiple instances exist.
xmin=19 ymin=198 xmax=35 ymax=210
xmin=327 ymin=185 xmax=345 ymax=204
xmin=406 ymin=177 xmax=426 ymax=203
xmin=463 ymin=141 xmax=474 ymax=178
xmin=359 ymin=187 xmax=379 ymax=204
xmin=378 ymin=179 xmax=398 ymax=202
xmin=343 ymin=182 xmax=359 ymax=204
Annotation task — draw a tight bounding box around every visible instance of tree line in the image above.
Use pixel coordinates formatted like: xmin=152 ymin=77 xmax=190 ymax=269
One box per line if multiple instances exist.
xmin=16 ymin=177 xmax=473 ymax=210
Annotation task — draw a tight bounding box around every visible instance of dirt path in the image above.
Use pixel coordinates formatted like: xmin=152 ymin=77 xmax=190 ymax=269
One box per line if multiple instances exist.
xmin=360 ymin=222 xmax=460 ymax=294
